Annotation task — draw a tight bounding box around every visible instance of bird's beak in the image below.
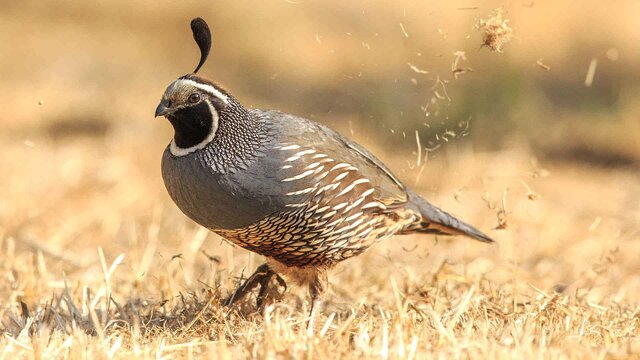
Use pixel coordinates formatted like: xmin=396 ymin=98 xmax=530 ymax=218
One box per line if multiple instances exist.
xmin=155 ymin=102 xmax=170 ymax=117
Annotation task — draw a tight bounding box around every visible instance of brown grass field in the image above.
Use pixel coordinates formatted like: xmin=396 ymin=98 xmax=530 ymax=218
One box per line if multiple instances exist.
xmin=1 ymin=1 xmax=639 ymax=359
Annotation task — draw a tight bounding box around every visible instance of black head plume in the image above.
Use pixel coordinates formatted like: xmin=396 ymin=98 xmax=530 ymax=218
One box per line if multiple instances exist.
xmin=190 ymin=17 xmax=211 ymax=73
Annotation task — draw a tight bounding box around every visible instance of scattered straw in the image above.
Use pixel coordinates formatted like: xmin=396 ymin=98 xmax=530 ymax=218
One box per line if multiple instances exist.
xmin=407 ymin=63 xmax=429 ymax=74
xmin=495 ymin=188 xmax=509 ymax=229
xmin=520 ymin=179 xmax=541 ymax=200
xmin=536 ymin=58 xmax=551 ymax=71
xmin=584 ymin=58 xmax=598 ymax=87
xmin=421 ymin=76 xmax=451 ymax=117
xmin=415 ymin=130 xmax=422 ymax=167
xmin=399 ymin=23 xmax=409 ymax=38
xmin=476 ymin=8 xmax=513 ymax=52
xmin=451 ymin=51 xmax=472 ymax=79
xmin=589 ymin=216 xmax=602 ymax=231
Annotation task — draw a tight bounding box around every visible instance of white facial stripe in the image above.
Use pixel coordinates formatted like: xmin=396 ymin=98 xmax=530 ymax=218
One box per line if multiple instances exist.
xmin=170 ymin=99 xmax=219 ymax=157
xmin=176 ymin=79 xmax=229 ymax=104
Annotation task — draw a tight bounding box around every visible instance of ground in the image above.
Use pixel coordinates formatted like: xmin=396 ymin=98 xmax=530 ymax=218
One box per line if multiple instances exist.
xmin=1 ymin=136 xmax=638 ymax=359
xmin=1 ymin=1 xmax=639 ymax=358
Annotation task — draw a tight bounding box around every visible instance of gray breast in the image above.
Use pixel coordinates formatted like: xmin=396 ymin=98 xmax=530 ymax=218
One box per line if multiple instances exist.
xmin=161 ymin=146 xmax=287 ymax=230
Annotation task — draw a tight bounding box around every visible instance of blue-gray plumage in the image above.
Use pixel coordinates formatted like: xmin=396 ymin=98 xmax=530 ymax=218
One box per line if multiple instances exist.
xmin=155 ymin=18 xmax=493 ymax=308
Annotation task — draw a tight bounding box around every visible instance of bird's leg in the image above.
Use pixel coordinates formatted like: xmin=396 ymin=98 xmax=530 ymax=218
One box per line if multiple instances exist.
xmin=274 ymin=273 xmax=287 ymax=292
xmin=255 ymin=272 xmax=287 ymax=309
xmin=254 ymin=270 xmax=277 ymax=310
xmin=224 ymin=263 xmax=288 ymax=309
xmin=224 ymin=263 xmax=271 ymax=307
xmin=307 ymin=270 xmax=328 ymax=317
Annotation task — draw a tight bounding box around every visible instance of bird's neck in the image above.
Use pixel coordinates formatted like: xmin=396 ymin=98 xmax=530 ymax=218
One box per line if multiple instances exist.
xmin=198 ymin=99 xmax=270 ymax=173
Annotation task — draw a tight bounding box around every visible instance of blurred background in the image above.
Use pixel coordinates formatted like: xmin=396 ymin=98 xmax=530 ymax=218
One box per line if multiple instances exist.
xmin=1 ymin=0 xmax=639 ymax=316
xmin=3 ymin=0 xmax=640 ymax=160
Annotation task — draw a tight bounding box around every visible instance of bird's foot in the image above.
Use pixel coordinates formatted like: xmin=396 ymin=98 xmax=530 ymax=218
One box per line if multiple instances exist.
xmin=224 ymin=263 xmax=287 ymax=310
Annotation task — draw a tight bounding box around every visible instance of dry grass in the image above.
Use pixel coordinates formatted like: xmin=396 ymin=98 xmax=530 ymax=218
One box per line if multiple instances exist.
xmin=475 ymin=8 xmax=513 ymax=52
xmin=2 ymin=1 xmax=640 ymax=358
xmin=1 ymin=134 xmax=639 ymax=359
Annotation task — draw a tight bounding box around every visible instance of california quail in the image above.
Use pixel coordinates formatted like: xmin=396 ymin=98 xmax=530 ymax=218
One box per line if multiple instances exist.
xmin=156 ymin=18 xmax=494 ymax=309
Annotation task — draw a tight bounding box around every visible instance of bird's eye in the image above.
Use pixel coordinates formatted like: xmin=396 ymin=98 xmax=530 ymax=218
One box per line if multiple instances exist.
xmin=188 ymin=93 xmax=201 ymax=104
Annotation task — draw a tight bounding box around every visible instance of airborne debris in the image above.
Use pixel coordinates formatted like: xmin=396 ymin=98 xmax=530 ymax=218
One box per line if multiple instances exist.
xmin=520 ymin=179 xmax=541 ymax=200
xmin=452 ymin=51 xmax=472 ymax=79
xmin=536 ymin=58 xmax=551 ymax=71
xmin=584 ymin=58 xmax=598 ymax=87
xmin=606 ymin=48 xmax=619 ymax=61
xmin=453 ymin=190 xmax=462 ymax=202
xmin=201 ymin=250 xmax=221 ymax=263
xmin=437 ymin=28 xmax=448 ymax=39
xmin=421 ymin=76 xmax=451 ymax=117
xmin=408 ymin=62 xmax=429 ymax=74
xmin=399 ymin=22 xmax=409 ymax=38
xmin=441 ymin=130 xmax=456 ymax=142
xmin=529 ymin=157 xmax=550 ymax=178
xmin=482 ymin=190 xmax=509 ymax=229
xmin=495 ymin=189 xmax=509 ymax=229
xmin=457 ymin=119 xmax=471 ymax=137
xmin=476 ymin=8 xmax=513 ymax=52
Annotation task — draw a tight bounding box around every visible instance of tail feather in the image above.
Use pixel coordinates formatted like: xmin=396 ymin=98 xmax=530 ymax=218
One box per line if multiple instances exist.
xmin=404 ymin=191 xmax=494 ymax=243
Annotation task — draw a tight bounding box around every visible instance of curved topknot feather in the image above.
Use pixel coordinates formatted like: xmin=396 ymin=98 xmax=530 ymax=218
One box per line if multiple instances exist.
xmin=190 ymin=17 xmax=211 ymax=73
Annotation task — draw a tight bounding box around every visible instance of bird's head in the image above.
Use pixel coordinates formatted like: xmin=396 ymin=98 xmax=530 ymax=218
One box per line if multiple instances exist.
xmin=156 ymin=18 xmax=234 ymax=156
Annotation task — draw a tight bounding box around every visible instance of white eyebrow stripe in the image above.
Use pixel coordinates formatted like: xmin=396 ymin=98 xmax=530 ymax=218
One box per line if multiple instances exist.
xmin=176 ymin=79 xmax=229 ymax=104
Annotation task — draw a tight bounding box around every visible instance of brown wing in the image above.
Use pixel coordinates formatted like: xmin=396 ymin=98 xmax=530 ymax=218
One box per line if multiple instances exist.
xmin=275 ymin=129 xmax=409 ymax=216
xmin=264 ymin=131 xmax=416 ymax=265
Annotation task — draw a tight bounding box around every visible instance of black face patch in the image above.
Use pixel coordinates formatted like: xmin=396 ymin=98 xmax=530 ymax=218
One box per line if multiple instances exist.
xmin=167 ymin=101 xmax=214 ymax=149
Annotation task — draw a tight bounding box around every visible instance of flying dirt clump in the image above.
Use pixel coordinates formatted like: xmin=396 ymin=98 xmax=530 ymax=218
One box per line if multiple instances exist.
xmin=476 ymin=8 xmax=513 ymax=52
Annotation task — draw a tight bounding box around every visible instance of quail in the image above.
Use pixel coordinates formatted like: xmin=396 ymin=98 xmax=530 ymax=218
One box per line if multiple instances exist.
xmin=156 ymin=18 xmax=494 ymax=309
